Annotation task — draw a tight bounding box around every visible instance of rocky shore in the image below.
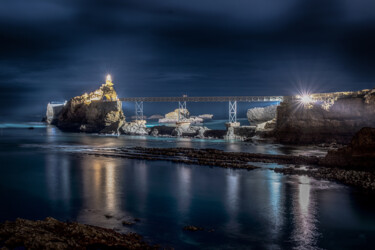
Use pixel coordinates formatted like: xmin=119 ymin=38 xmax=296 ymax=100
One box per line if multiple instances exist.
xmin=73 ymin=126 xmax=375 ymax=190
xmin=0 ymin=217 xmax=157 ymax=249
xmin=77 ymin=147 xmax=320 ymax=170
xmin=274 ymin=166 xmax=375 ymax=190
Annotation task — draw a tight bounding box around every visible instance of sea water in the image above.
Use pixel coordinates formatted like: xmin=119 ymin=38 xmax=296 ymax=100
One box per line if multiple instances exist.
xmin=1 ymin=123 xmax=375 ymax=249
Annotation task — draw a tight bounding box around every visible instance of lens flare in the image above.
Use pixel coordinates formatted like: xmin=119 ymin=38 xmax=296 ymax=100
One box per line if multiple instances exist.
xmin=301 ymin=94 xmax=313 ymax=104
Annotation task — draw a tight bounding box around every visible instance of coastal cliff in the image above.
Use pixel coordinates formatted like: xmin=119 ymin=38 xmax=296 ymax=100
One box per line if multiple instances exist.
xmin=56 ymin=76 xmax=126 ymax=134
xmin=274 ymin=88 xmax=375 ymax=144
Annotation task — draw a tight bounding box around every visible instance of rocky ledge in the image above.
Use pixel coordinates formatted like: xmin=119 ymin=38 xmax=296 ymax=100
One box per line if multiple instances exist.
xmin=0 ymin=217 xmax=157 ymax=249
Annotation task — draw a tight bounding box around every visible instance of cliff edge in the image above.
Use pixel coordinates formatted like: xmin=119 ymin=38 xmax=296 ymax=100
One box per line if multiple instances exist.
xmin=56 ymin=76 xmax=125 ymax=134
xmin=274 ymin=88 xmax=375 ymax=144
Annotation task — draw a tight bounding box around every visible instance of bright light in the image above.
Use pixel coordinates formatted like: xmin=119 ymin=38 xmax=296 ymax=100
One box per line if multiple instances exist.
xmin=301 ymin=94 xmax=313 ymax=104
xmin=106 ymin=74 xmax=112 ymax=82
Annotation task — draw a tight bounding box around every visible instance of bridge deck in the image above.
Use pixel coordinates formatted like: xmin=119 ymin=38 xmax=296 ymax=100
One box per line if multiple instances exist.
xmin=118 ymin=96 xmax=283 ymax=102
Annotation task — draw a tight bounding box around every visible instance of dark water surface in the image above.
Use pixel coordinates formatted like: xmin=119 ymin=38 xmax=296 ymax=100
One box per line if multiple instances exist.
xmin=1 ymin=124 xmax=375 ymax=249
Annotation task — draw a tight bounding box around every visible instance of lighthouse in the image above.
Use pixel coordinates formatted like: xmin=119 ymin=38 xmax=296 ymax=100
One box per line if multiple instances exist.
xmin=106 ymin=74 xmax=113 ymax=86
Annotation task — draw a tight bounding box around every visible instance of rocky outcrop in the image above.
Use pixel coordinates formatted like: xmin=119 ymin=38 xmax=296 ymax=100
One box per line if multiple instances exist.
xmin=149 ymin=126 xmax=175 ymax=136
xmin=45 ymin=102 xmax=65 ymax=125
xmin=147 ymin=114 xmax=164 ymax=120
xmin=247 ymin=105 xmax=277 ymax=125
xmin=172 ymin=125 xmax=209 ymax=138
xmin=321 ymin=127 xmax=375 ymax=168
xmin=225 ymin=125 xmax=256 ymax=140
xmin=0 ymin=217 xmax=156 ymax=249
xmin=198 ymin=114 xmax=214 ymax=120
xmin=275 ymin=88 xmax=375 ymax=144
xmin=121 ymin=120 xmax=149 ymax=135
xmin=163 ymin=109 xmax=189 ymax=120
xmin=56 ymin=79 xmax=125 ymax=134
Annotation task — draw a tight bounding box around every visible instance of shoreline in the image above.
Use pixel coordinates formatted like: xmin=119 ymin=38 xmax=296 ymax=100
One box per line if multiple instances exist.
xmin=79 ymin=146 xmax=321 ymax=170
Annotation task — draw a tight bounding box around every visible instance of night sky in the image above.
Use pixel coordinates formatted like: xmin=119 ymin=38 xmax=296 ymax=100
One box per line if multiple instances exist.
xmin=1 ymin=0 xmax=375 ymax=120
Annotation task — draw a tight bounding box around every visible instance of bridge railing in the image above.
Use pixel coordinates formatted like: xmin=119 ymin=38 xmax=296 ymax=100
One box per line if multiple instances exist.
xmin=118 ymin=96 xmax=284 ymax=102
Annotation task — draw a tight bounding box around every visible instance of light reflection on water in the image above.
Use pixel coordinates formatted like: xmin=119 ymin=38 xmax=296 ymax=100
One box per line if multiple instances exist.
xmin=1 ymin=127 xmax=375 ymax=249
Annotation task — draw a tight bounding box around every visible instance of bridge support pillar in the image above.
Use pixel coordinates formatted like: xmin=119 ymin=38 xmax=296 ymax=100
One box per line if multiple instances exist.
xmin=228 ymin=100 xmax=237 ymax=123
xmin=135 ymin=101 xmax=143 ymax=121
xmin=178 ymin=101 xmax=187 ymax=121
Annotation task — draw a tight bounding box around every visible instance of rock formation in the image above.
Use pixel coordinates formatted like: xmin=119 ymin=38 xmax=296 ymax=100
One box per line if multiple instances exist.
xmin=147 ymin=114 xmax=164 ymax=120
xmin=274 ymin=88 xmax=375 ymax=144
xmin=198 ymin=114 xmax=214 ymax=120
xmin=321 ymin=127 xmax=375 ymax=168
xmin=56 ymin=76 xmax=126 ymax=134
xmin=45 ymin=102 xmax=65 ymax=125
xmin=121 ymin=120 xmax=149 ymax=135
xmin=247 ymin=105 xmax=277 ymax=125
xmin=166 ymin=108 xmax=189 ymax=120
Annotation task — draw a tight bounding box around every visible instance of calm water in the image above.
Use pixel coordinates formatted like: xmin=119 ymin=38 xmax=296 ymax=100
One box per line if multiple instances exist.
xmin=1 ymin=123 xmax=375 ymax=249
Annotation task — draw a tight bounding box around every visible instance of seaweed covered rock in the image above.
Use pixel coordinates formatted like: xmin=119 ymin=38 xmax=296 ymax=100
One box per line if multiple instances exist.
xmin=57 ymin=76 xmax=125 ymax=134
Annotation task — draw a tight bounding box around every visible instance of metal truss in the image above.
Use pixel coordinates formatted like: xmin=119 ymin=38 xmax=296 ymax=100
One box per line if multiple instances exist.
xmin=135 ymin=101 xmax=143 ymax=120
xmin=229 ymin=100 xmax=237 ymax=123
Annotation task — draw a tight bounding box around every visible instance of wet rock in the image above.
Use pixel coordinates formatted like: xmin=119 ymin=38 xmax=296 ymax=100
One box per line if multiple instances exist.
xmin=0 ymin=217 xmax=157 ymax=249
xmin=149 ymin=126 xmax=175 ymax=136
xmin=274 ymin=165 xmax=375 ymax=190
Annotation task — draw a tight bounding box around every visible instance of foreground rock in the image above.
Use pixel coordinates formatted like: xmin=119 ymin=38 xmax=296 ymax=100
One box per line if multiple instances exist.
xmin=321 ymin=127 xmax=375 ymax=168
xmin=56 ymin=76 xmax=125 ymax=134
xmin=247 ymin=105 xmax=277 ymax=125
xmin=275 ymin=88 xmax=375 ymax=144
xmin=0 ymin=217 xmax=157 ymax=249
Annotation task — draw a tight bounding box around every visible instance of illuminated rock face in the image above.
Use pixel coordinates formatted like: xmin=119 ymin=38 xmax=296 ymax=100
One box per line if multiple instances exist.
xmin=247 ymin=105 xmax=277 ymax=125
xmin=56 ymin=80 xmax=125 ymax=133
xmin=165 ymin=109 xmax=189 ymax=120
xmin=275 ymin=88 xmax=375 ymax=144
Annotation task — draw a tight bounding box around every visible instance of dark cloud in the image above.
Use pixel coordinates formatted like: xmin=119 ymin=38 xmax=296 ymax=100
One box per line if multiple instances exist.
xmin=0 ymin=0 xmax=374 ymax=120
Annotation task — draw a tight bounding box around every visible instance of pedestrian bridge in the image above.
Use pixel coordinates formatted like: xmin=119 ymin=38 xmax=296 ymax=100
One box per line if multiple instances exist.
xmin=117 ymin=95 xmax=284 ymax=123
